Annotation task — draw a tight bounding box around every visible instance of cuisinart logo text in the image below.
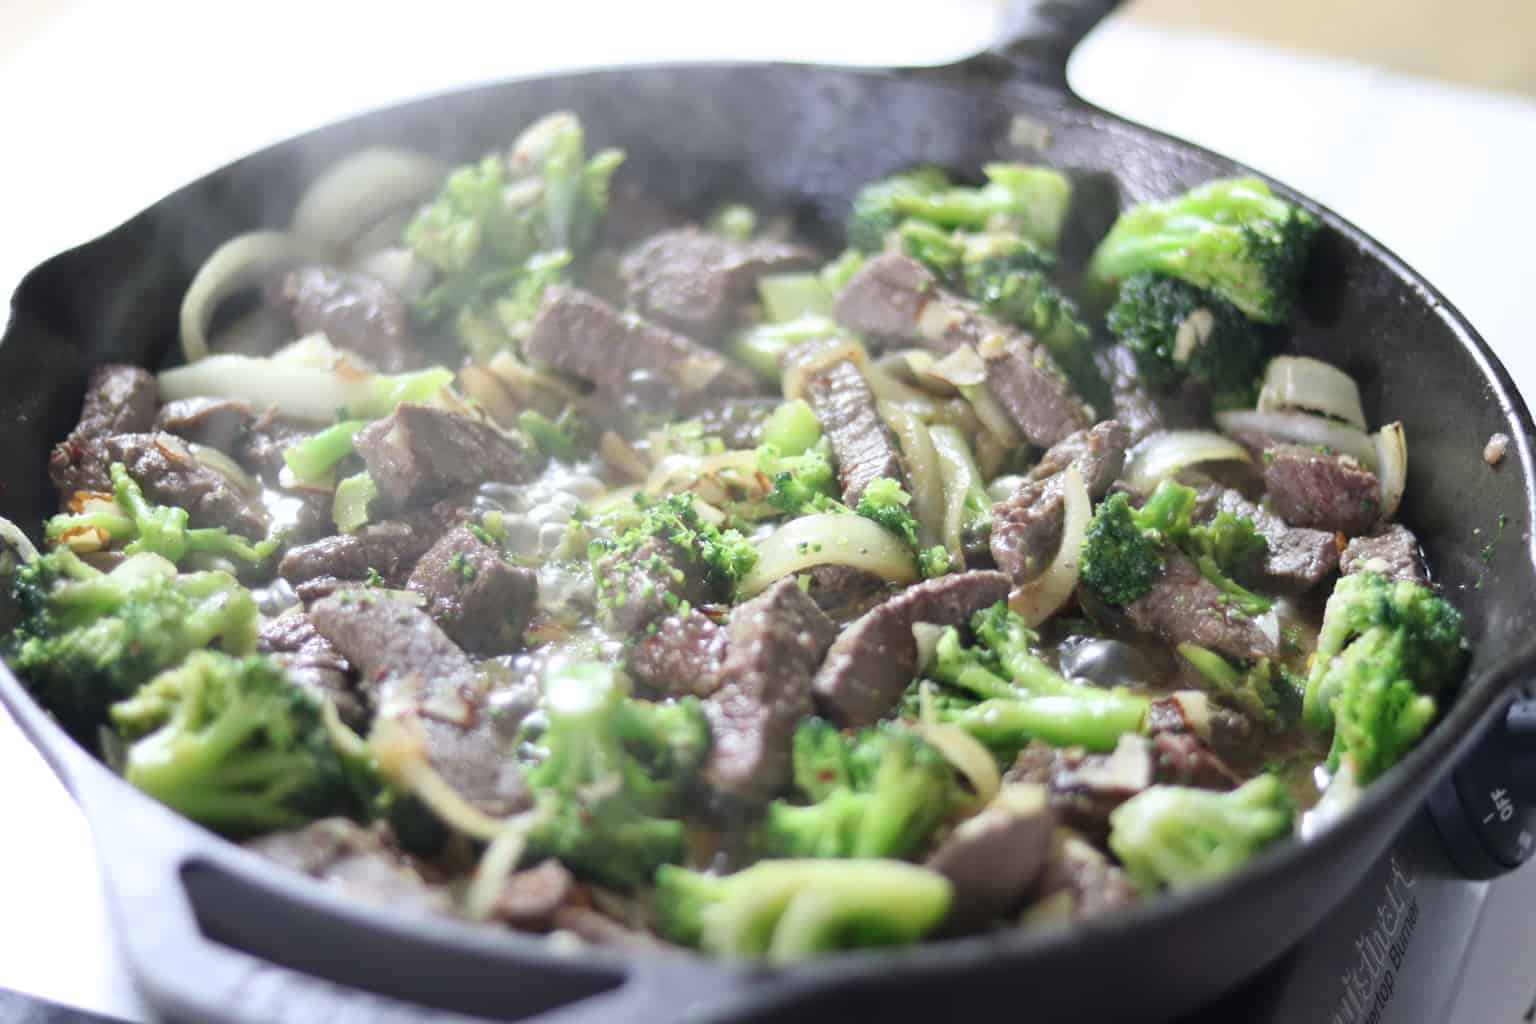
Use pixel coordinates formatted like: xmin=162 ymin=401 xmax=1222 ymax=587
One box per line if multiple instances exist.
xmin=1332 ymin=858 xmax=1420 ymax=1024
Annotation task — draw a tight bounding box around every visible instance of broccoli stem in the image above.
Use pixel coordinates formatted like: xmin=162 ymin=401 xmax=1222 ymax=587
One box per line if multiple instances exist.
xmin=948 ymin=695 xmax=1145 ymax=753
xmin=282 ymin=420 xmax=367 ymax=482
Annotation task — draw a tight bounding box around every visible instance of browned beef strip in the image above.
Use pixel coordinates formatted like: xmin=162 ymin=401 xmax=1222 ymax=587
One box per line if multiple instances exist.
xmin=622 ymin=227 xmax=816 ymax=339
xmin=236 ymin=412 xmax=315 ymax=484
xmin=103 ymin=432 xmax=269 ymax=539
xmin=802 ymin=564 xmax=891 ymax=621
xmin=926 ymin=783 xmax=1056 ymax=931
xmin=258 ymin=610 xmax=363 ymax=727
xmin=1094 ymin=344 xmax=1173 ymax=444
xmin=832 ymin=252 xmax=938 ymax=346
xmin=1122 ymin=549 xmax=1278 ymax=662
xmin=978 ymin=334 xmax=1093 ymax=448
xmin=279 ymin=516 xmax=447 ymax=589
xmin=704 ymin=578 xmax=837 ymax=801
xmin=1006 ymin=736 xmax=1154 ymax=844
xmin=1027 ymin=421 xmax=1132 ymax=496
xmin=690 ymin=396 xmax=780 ymax=450
xmin=309 ymin=590 xmax=530 ymax=817
xmin=1147 ymin=693 xmax=1255 ymax=764
xmin=246 ymin=818 xmax=448 ymax=913
xmin=48 ymin=364 xmax=158 ymax=497
xmin=813 ymin=570 xmax=1011 ymax=727
xmin=593 ymin=535 xmax=722 ymax=634
xmin=1207 ymin=487 xmax=1340 ymax=590
xmin=272 ymin=266 xmax=423 ymax=372
xmin=790 ymin=353 xmax=905 ymax=504
xmin=492 ymin=859 xmax=575 ymax=932
xmin=154 ymin=397 xmax=255 ymax=454
xmin=1263 ymin=443 xmax=1381 ymax=536
xmin=1341 ymin=524 xmax=1428 ymax=585
xmin=1025 ymin=829 xmax=1139 ymax=922
xmin=1151 ymin=731 xmax=1242 ymax=790
xmin=353 ymin=403 xmax=542 ymax=511
xmin=626 ymin=609 xmax=729 ymax=699
xmin=525 ymin=287 xmax=757 ymax=410
xmin=406 ymin=525 xmax=537 ymax=656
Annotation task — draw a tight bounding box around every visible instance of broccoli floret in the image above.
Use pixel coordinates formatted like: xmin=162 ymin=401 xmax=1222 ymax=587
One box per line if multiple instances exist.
xmin=758 ymin=444 xmax=841 ymax=518
xmin=5 ymin=550 xmax=258 ymax=733
xmin=1087 ymin=177 xmax=1319 ymax=324
xmin=760 ymin=720 xmax=965 ymax=860
xmin=729 ymin=314 xmax=843 ymax=382
xmin=1107 ymin=272 xmax=1266 ymax=409
xmin=918 ymin=545 xmax=953 ymax=579
xmin=849 ymin=163 xmax=1071 ymax=252
xmin=1079 ymin=492 xmax=1164 ymax=606
xmin=516 ymin=407 xmax=586 ymax=462
xmin=521 ymin=662 xmax=708 ymax=889
xmin=846 ymin=165 xmax=954 ymax=252
xmin=1177 ymin=644 xmax=1301 ymax=731
xmin=653 ymin=858 xmax=952 ymax=961
xmin=1108 ymin=774 xmax=1294 ymax=891
xmin=589 ymin=492 xmax=757 ymax=601
xmin=109 ymin=651 xmax=369 ymax=834
xmin=760 ymin=400 xmax=822 ymax=457
xmin=854 ymin=478 xmax=921 ymax=549
xmin=1302 ymin=572 xmax=1466 ymax=782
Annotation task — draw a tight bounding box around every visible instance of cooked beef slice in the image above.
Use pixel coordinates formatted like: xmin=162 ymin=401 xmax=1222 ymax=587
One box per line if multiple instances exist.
xmin=492 ymin=859 xmax=575 ymax=932
xmin=525 ymin=287 xmax=757 ymax=409
xmin=593 ymin=535 xmax=721 ymax=634
xmin=279 ymin=516 xmax=446 ymax=588
xmin=103 ymin=432 xmax=269 ymax=539
xmin=704 ymin=578 xmax=837 ymax=801
xmin=48 ymin=364 xmax=158 ymax=496
xmin=626 ymin=609 xmax=729 ymax=699
xmin=353 ymin=403 xmax=541 ymax=510
xmin=1024 ymin=830 xmax=1139 ymax=923
xmin=690 ymin=396 xmax=780 ymax=450
xmin=788 ymin=351 xmax=905 ymax=504
xmin=622 ymin=227 xmax=816 ymax=339
xmin=926 ymin=783 xmax=1056 ymax=931
xmin=802 ymin=564 xmax=891 ymax=620
xmin=1095 ymin=343 xmax=1184 ymax=444
xmin=1027 ymin=421 xmax=1131 ymax=497
xmin=832 ymin=252 xmax=939 ymax=346
xmin=813 ymin=570 xmax=1011 ymax=727
xmin=246 ymin=818 xmax=448 ymax=913
xmin=236 ymin=412 xmax=315 ymax=484
xmin=978 ymin=334 xmax=1093 ymax=448
xmin=258 ymin=610 xmax=363 ymax=726
xmin=309 ymin=590 xmax=529 ymax=817
xmin=1147 ymin=692 xmax=1256 ymax=764
xmin=272 ymin=265 xmax=423 ymax=372
xmin=1341 ymin=524 xmax=1428 ymax=585
xmin=406 ymin=525 xmax=537 ymax=656
xmin=1122 ymin=550 xmax=1278 ymax=662
xmin=1263 ymin=443 xmax=1381 ymax=536
xmin=154 ymin=397 xmax=256 ymax=454
xmin=1151 ymin=731 xmax=1242 ymax=791
xmin=1207 ymin=487 xmax=1339 ymax=590
xmin=1004 ymin=736 xmax=1154 ymax=844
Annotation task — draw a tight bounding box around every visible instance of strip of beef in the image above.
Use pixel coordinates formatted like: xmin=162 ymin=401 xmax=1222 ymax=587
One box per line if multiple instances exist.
xmin=104 ymin=432 xmax=269 ymax=539
xmin=1006 ymin=736 xmax=1153 ymax=843
xmin=690 ymin=396 xmax=780 ymax=450
xmin=1026 ymin=420 xmax=1132 ymax=495
xmin=704 ymin=578 xmax=837 ymax=801
xmin=802 ymin=564 xmax=891 ymax=621
xmin=1147 ymin=692 xmax=1256 ymax=764
xmin=832 ymin=252 xmax=939 ymax=347
xmin=48 ymin=364 xmax=158 ymax=496
xmin=353 ymin=403 xmax=542 ymax=511
xmin=525 ymin=287 xmax=756 ymax=411
xmin=978 ymin=333 xmax=1093 ymax=448
xmin=1341 ymin=524 xmax=1428 ymax=585
xmin=1151 ymin=731 xmax=1243 ymax=790
xmin=1123 ymin=549 xmax=1278 ymax=662
xmin=272 ymin=266 xmax=423 ymax=372
xmin=784 ymin=343 xmax=905 ymax=504
xmin=237 ymin=411 xmax=314 ymax=483
xmin=1263 ymin=443 xmax=1381 ymax=536
xmin=926 ymin=783 xmax=1056 ymax=931
xmin=1206 ymin=487 xmax=1339 ymax=590
xmin=406 ymin=525 xmax=537 ymax=656
xmin=593 ymin=535 xmax=721 ymax=634
xmin=492 ymin=859 xmax=575 ymax=932
xmin=308 ymin=590 xmax=530 ymax=817
xmin=246 ymin=818 xmax=448 ymax=913
xmin=1092 ymin=343 xmax=1213 ymax=444
xmin=622 ymin=227 xmax=816 ymax=339
xmin=279 ymin=515 xmax=448 ymax=589
xmin=626 ymin=609 xmax=729 ymax=699
xmin=1022 ymin=829 xmax=1139 ymax=924
xmin=258 ymin=610 xmax=363 ymax=727
xmin=154 ymin=397 xmax=255 ymax=454
xmin=813 ymin=570 xmax=1011 ymax=727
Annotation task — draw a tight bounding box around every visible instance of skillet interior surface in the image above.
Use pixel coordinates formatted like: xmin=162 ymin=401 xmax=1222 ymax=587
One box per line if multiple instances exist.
xmin=2 ymin=56 xmax=1534 ymax=1024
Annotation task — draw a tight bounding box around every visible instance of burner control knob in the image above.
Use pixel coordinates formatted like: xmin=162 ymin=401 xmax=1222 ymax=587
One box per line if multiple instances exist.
xmin=1430 ymin=696 xmax=1536 ymax=878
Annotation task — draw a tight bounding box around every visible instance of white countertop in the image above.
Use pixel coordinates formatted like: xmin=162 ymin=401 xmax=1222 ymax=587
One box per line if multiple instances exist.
xmin=2 ymin=3 xmax=1534 ymax=1019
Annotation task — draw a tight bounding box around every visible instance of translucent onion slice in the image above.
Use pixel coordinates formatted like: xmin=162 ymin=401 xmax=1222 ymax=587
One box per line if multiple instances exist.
xmin=644 ymin=450 xmax=767 ymax=507
xmin=159 ymin=354 xmax=365 ymax=422
xmin=179 ymin=231 xmax=329 ymax=363
xmin=1214 ymin=409 xmax=1379 ymax=469
xmin=0 ymin=515 xmax=40 ymax=564
xmin=188 ymin=443 xmax=261 ymax=496
xmin=1374 ymin=421 xmax=1408 ymax=521
xmin=1009 ymin=465 xmax=1088 ymax=626
xmin=1123 ymin=430 xmax=1252 ymax=494
xmin=369 ymin=714 xmax=506 ymax=842
xmin=913 ymin=721 xmax=1001 ymax=807
xmin=598 ymin=431 xmax=651 ymax=482
xmin=462 ymin=816 xmax=535 ymax=921
xmin=929 ymin=423 xmax=982 ymax=563
xmin=880 ymin=401 xmax=944 ymax=548
xmin=352 ymin=246 xmax=433 ymax=300
xmin=1257 ymin=355 xmax=1368 ymax=430
xmin=740 ymin=513 xmax=918 ymax=597
xmin=290 ymin=147 xmax=446 ymax=251
xmin=782 ymin=335 xmax=867 ymax=402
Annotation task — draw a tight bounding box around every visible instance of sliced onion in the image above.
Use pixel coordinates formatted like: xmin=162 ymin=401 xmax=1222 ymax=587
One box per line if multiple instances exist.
xmin=913 ymin=721 xmax=1001 ymax=807
xmin=463 ymin=814 xmax=538 ymax=921
xmin=458 ymin=365 xmax=521 ymax=427
xmin=880 ymin=349 xmax=956 ymax=396
xmin=925 ymin=344 xmax=989 ymax=389
xmin=352 ymin=246 xmax=433 ymax=300
xmin=485 ymin=351 xmax=582 ymax=414
xmin=1257 ymin=356 xmax=1367 ymax=430
xmin=782 ymin=335 xmax=867 ymax=402
xmin=740 ymin=512 xmax=918 ymax=597
xmin=1009 ymin=464 xmax=1087 ymax=626
xmin=179 ymin=231 xmax=329 ymax=363
xmin=1214 ymin=409 xmax=1379 ymax=469
xmin=987 ymin=474 xmax=1026 ymax=504
xmin=599 ymin=431 xmax=651 ymax=482
xmin=290 ymin=147 xmax=446 ymax=251
xmin=0 ymin=516 xmax=40 ymax=564
xmin=880 ymin=401 xmax=944 ymax=548
xmin=369 ymin=714 xmax=506 ymax=842
xmin=159 ymin=354 xmax=362 ymax=422
xmin=912 ymin=624 xmax=946 ymax=674
xmin=188 ymin=443 xmax=261 ymax=496
xmin=644 ymin=450 xmax=767 ymax=506
xmin=1374 ymin=421 xmax=1407 ymax=521
xmin=1123 ymin=430 xmax=1252 ymax=494
xmin=929 ymin=423 xmax=983 ymax=563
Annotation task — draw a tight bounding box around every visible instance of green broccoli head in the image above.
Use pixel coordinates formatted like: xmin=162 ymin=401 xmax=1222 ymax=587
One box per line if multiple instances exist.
xmin=653 ymin=859 xmax=952 ymax=961
xmin=760 ymin=444 xmax=842 ymax=517
xmin=1177 ymin=644 xmax=1302 ymax=732
xmin=109 ymin=651 xmax=369 ymax=834
xmin=1107 ymin=272 xmax=1266 ymax=409
xmin=846 ymin=165 xmax=954 ymax=252
xmin=854 ymin=477 xmax=921 ymax=549
xmin=5 ymin=550 xmax=258 ymax=733
xmin=848 ymin=163 xmax=1071 ymax=253
xmin=1080 ymin=492 xmax=1165 ymax=606
xmin=1108 ymin=774 xmax=1294 ymax=891
xmin=589 ymin=492 xmax=757 ymax=601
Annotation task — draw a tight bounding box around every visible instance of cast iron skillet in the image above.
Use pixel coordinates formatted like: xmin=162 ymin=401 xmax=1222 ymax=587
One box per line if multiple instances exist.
xmin=2 ymin=3 xmax=1533 ymax=1021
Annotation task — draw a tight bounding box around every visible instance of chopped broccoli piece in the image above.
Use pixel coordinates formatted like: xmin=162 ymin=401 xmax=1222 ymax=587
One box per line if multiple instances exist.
xmin=759 ymin=445 xmax=841 ymax=517
xmin=1087 ymin=176 xmax=1319 ymax=324
xmin=854 ymin=478 xmax=921 ymax=549
xmin=918 ymin=545 xmax=953 ymax=579
xmin=846 ymin=165 xmax=954 ymax=252
xmin=1079 ymin=492 xmax=1164 ymax=607
xmin=517 ymin=407 xmax=582 ymax=461
xmin=1108 ymin=775 xmax=1294 ymax=891
xmin=852 ymin=163 xmax=1072 ymax=252
xmin=819 ymin=249 xmax=867 ymax=294
xmin=729 ymin=315 xmax=843 ymax=382
xmin=282 ymin=420 xmax=367 ymax=483
xmin=1176 ymin=644 xmax=1301 ymax=731
xmin=589 ymin=492 xmax=757 ymax=602
xmin=760 ymin=400 xmax=823 ymax=457
xmin=332 ymin=472 xmax=377 ymax=534
xmin=708 ymin=203 xmax=757 ymax=241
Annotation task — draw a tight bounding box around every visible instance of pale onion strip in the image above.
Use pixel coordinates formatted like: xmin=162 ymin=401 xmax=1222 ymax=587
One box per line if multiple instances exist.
xmin=740 ymin=513 xmax=918 ymax=597
xmin=189 ymin=443 xmax=261 ymax=496
xmin=863 ymin=362 xmax=941 ymax=419
xmin=781 ymin=335 xmax=868 ymax=402
xmin=929 ymin=423 xmax=982 ymax=563
xmin=1214 ymin=409 xmax=1379 ymax=470
xmin=369 ymin=714 xmax=506 ymax=842
xmin=1256 ymin=356 xmax=1368 ymax=430
xmin=458 ymin=365 xmax=522 ymax=427
xmin=912 ymin=624 xmax=946 ymax=674
xmin=1123 ymin=430 xmax=1253 ymax=494
xmin=925 ymin=344 xmax=989 ymax=389
xmin=290 ymin=148 xmax=446 ymax=250
xmin=462 ymin=812 xmax=540 ymax=921
xmin=1374 ymin=421 xmax=1408 ymax=521
xmin=1009 ymin=464 xmax=1088 ymax=626
xmin=644 ymin=450 xmax=766 ymax=502
xmin=179 ymin=231 xmax=329 ymax=363
xmin=913 ymin=721 xmax=1001 ymax=807
xmin=879 ymin=401 xmax=944 ymax=548
xmin=881 ymin=349 xmax=956 ymax=396
xmin=352 ymin=246 xmax=433 ymax=300
xmin=485 ymin=351 xmax=582 ymax=414
xmin=599 ymin=431 xmax=651 ymax=482
xmin=960 ymin=382 xmax=1024 ymax=449
xmin=159 ymin=354 xmax=367 ymax=423
xmin=0 ymin=516 xmax=39 ymax=563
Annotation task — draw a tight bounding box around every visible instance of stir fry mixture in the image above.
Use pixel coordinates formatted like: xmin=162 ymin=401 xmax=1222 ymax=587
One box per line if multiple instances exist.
xmin=0 ymin=112 xmax=1467 ymax=960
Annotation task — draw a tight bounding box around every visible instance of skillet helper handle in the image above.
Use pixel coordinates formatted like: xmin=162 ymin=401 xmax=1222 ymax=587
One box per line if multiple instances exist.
xmin=973 ymin=0 xmax=1126 ymax=91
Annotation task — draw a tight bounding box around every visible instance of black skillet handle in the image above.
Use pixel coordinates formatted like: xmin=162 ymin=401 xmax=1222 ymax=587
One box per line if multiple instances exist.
xmin=939 ymin=0 xmax=1125 ymax=92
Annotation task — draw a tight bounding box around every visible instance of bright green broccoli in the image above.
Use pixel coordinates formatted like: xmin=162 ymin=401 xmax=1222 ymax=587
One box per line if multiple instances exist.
xmin=1177 ymin=644 xmax=1302 ymax=731
xmin=1078 ymin=491 xmax=1167 ymax=607
xmin=588 ymin=492 xmax=757 ymax=607
xmin=854 ymin=478 xmax=921 ymax=549
xmin=520 ymin=661 xmax=709 ymax=889
xmin=1108 ymin=774 xmax=1294 ymax=891
xmin=109 ymin=651 xmax=370 ymax=834
xmin=1087 ymin=176 xmax=1319 ymax=324
xmin=729 ymin=314 xmax=843 ymax=381
xmin=846 ymin=165 xmax=955 ymax=252
xmin=1302 ymin=572 xmax=1466 ymax=783
xmin=5 ymin=550 xmax=258 ymax=733
xmin=760 ymin=400 xmax=823 ymax=457
xmin=760 ymin=444 xmax=841 ymax=517
xmin=1107 ymin=272 xmax=1266 ymax=409
xmin=653 ymin=858 xmax=952 ymax=961
xmin=759 ymin=719 xmax=965 ymax=860
xmin=849 ymin=163 xmax=1072 ymax=253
